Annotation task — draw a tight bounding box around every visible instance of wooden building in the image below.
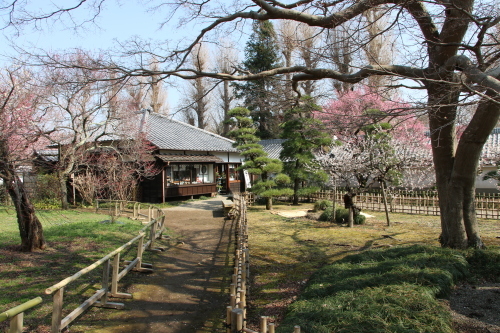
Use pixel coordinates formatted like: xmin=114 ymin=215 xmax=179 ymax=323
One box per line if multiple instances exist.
xmin=138 ymin=110 xmax=244 ymax=202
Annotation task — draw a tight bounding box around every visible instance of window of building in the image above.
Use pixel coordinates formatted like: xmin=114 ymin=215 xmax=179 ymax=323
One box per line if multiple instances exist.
xmin=165 ymin=163 xmax=213 ymax=185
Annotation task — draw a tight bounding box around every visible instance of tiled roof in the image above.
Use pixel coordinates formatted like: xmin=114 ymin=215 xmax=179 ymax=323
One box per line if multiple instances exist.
xmin=155 ymin=154 xmax=224 ymax=163
xmin=259 ymin=139 xmax=286 ymax=159
xmin=34 ymin=149 xmax=59 ymax=162
xmin=146 ymin=112 xmax=238 ymax=152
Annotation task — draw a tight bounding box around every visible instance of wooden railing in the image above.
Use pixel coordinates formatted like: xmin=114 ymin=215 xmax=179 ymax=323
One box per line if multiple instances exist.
xmin=0 ymin=297 xmax=42 ymax=333
xmin=95 ymin=199 xmax=163 ymax=222
xmin=46 ymin=201 xmax=166 ymax=333
xmin=226 ymin=194 xmax=301 ymax=333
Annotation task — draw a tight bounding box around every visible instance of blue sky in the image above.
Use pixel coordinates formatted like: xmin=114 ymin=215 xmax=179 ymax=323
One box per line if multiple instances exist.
xmin=0 ymin=1 xmax=170 ymax=51
xmin=0 ymin=1 xmax=190 ymax=109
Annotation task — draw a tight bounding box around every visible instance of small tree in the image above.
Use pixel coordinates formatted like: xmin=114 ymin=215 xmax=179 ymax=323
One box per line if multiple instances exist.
xmin=72 ymin=129 xmax=159 ymax=205
xmin=280 ymin=96 xmax=332 ymax=205
xmin=228 ymin=107 xmax=292 ymax=210
xmin=0 ymin=68 xmax=46 ymax=251
xmin=317 ymin=88 xmax=432 ymax=227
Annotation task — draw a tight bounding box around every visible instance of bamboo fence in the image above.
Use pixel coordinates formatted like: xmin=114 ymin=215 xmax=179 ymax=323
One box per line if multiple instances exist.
xmin=0 ymin=297 xmax=42 ymax=333
xmin=247 ymin=190 xmax=500 ymax=219
xmin=46 ymin=201 xmax=165 ymax=333
xmin=226 ymin=194 xmax=301 ymax=333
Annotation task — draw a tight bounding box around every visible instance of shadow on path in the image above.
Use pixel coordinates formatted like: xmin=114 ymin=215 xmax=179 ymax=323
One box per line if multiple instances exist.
xmin=72 ymin=197 xmax=234 ymax=333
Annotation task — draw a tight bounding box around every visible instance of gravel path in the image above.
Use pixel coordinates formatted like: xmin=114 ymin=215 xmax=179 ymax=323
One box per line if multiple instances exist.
xmin=73 ymin=197 xmax=233 ymax=333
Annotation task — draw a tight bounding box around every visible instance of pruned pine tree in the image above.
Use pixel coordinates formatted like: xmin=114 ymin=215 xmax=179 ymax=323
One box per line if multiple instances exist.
xmin=228 ymin=107 xmax=292 ymax=210
xmin=233 ymin=21 xmax=283 ymax=139
xmin=280 ymin=96 xmax=332 ymax=205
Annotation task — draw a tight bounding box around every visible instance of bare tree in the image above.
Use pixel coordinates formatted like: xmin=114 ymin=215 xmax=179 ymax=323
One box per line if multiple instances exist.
xmin=362 ymin=7 xmax=395 ymax=94
xmin=125 ymin=77 xmax=147 ymax=111
xmin=145 ymin=58 xmax=170 ymax=115
xmin=324 ymin=24 xmax=356 ymax=95
xmin=278 ymin=20 xmax=298 ymax=109
xmin=73 ymin=134 xmax=159 ymax=204
xmin=180 ymin=43 xmax=212 ymax=129
xmin=4 ymin=0 xmax=500 ymax=248
xmin=214 ymin=41 xmax=237 ymax=136
xmin=40 ymin=53 xmax=114 ymax=209
xmin=296 ymin=23 xmax=320 ymax=97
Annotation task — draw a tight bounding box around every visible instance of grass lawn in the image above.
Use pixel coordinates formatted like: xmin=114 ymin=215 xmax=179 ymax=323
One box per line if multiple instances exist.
xmin=0 ymin=207 xmax=164 ymax=333
xmin=245 ymin=202 xmax=500 ymax=332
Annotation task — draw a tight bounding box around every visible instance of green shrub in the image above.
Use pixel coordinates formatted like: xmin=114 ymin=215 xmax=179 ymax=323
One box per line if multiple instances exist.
xmin=334 ymin=207 xmax=349 ymax=223
xmin=354 ymin=213 xmax=366 ymax=225
xmin=34 ymin=198 xmax=61 ymax=210
xmin=313 ymin=199 xmax=332 ymax=211
xmin=318 ymin=207 xmax=334 ymax=221
xmin=318 ymin=207 xmax=366 ymax=224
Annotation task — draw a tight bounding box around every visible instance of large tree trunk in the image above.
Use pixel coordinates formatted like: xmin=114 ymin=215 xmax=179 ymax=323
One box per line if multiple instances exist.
xmin=428 ymin=87 xmax=499 ymax=249
xmin=0 ymin=139 xmax=45 ymax=252
xmin=7 ymin=176 xmax=46 ymax=252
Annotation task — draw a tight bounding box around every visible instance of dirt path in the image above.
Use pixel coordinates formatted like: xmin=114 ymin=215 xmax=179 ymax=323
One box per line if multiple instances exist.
xmin=73 ymin=197 xmax=233 ymax=333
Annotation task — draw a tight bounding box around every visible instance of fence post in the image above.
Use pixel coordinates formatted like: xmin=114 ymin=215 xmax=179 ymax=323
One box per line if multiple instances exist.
xmin=110 ymin=253 xmax=120 ymax=295
xmin=226 ymin=306 xmax=232 ymax=333
xmin=230 ymin=308 xmax=243 ymax=333
xmin=240 ymin=289 xmax=246 ymax=320
xmin=9 ymin=311 xmax=23 ymax=333
xmin=148 ymin=219 xmax=157 ymax=250
xmin=260 ymin=316 xmax=268 ymax=333
xmin=51 ymin=288 xmax=64 ymax=333
xmin=100 ymin=259 xmax=110 ymax=305
xmin=268 ymin=323 xmax=275 ymax=333
xmin=136 ymin=234 xmax=145 ymax=269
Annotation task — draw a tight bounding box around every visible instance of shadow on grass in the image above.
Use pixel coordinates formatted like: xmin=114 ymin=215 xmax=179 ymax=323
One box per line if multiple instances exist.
xmin=0 ymin=218 xmax=150 ymax=331
xmin=277 ymin=245 xmax=469 ymax=333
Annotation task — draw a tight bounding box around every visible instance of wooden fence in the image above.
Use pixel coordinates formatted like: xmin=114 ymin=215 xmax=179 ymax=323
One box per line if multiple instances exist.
xmin=226 ymin=194 xmax=301 ymax=333
xmin=46 ymin=201 xmax=165 ymax=333
xmin=247 ymin=190 xmax=500 ymax=219
xmin=0 ymin=297 xmax=42 ymax=333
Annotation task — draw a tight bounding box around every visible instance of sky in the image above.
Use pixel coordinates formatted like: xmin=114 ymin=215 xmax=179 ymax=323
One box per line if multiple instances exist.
xmin=0 ymin=1 xmax=178 ymax=51
xmin=0 ymin=1 xmax=194 ymax=110
xmin=0 ymin=1 xmax=426 ymax=112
